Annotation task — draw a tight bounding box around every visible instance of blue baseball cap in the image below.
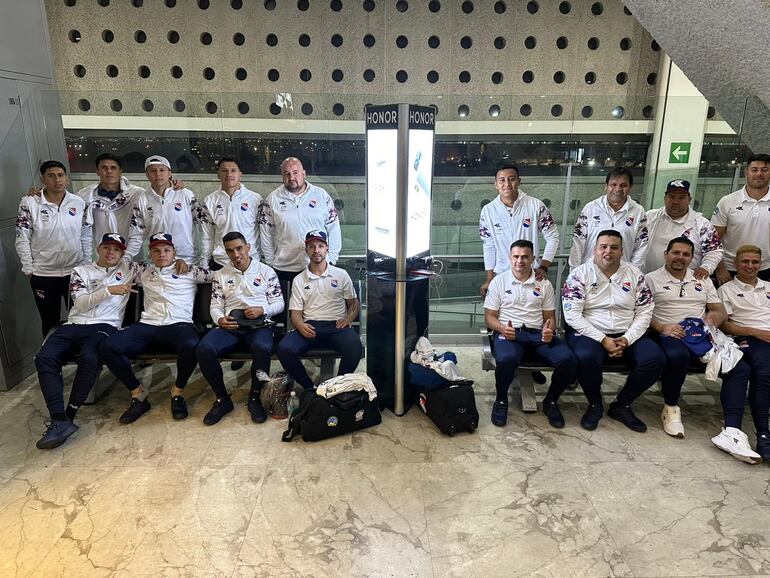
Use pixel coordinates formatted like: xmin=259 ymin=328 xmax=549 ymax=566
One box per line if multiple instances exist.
xmin=679 ymin=317 xmax=713 ymax=357
xmin=305 ymin=230 xmax=328 ymax=245
xmin=665 ymin=179 xmax=691 ymax=194
xmin=149 ymin=232 xmax=174 ymax=248
xmin=100 ymin=233 xmax=126 ymax=251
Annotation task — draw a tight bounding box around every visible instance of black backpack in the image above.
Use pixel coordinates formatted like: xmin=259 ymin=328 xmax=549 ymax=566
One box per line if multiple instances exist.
xmin=418 ymin=382 xmax=478 ymax=436
xmin=282 ymin=389 xmax=381 ymax=442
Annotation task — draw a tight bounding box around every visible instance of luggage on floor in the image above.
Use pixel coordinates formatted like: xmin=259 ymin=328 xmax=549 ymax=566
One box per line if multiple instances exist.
xmin=418 ymin=382 xmax=479 ymax=436
xmin=281 ymin=388 xmax=381 ymax=442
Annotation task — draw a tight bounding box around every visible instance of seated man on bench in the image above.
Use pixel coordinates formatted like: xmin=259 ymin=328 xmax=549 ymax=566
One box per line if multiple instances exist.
xmin=483 ymin=239 xmax=577 ymax=428
xmin=277 ymin=230 xmax=362 ymax=389
xmin=196 ymin=231 xmax=284 ymax=426
xmin=99 ymin=233 xmax=212 ymax=424
xmin=562 ymin=229 xmax=664 ymax=432
xmin=34 ymin=233 xmax=134 ymax=449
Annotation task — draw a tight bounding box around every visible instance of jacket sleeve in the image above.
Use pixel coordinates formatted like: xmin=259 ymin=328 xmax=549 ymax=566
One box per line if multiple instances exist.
xmin=479 ymin=208 xmax=496 ymax=270
xmin=561 ymin=270 xmax=606 ymax=343
xmin=265 ymin=270 xmax=285 ymax=318
xmin=699 ymin=219 xmax=724 ymax=274
xmin=199 ymin=200 xmax=214 ymax=267
xmin=537 ymin=203 xmax=560 ymax=262
xmin=69 ymin=268 xmax=111 ymax=315
xmin=209 ymin=276 xmax=225 ymax=323
xmin=80 ymin=203 xmax=93 ymax=265
xmin=630 ymin=212 xmax=649 ymax=269
xmin=325 ymin=193 xmax=341 ymax=265
xmin=258 ymin=200 xmax=276 ymax=266
xmin=622 ymin=274 xmax=654 ymax=345
xmin=568 ymin=211 xmax=588 ymax=269
xmin=191 ymin=265 xmax=214 ymax=284
xmin=126 ymin=202 xmax=145 ymax=260
xmin=14 ymin=198 xmax=34 ymax=275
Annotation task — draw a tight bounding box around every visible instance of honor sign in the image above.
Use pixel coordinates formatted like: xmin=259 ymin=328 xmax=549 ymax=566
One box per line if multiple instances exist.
xmin=365 ymin=104 xmax=435 ymax=260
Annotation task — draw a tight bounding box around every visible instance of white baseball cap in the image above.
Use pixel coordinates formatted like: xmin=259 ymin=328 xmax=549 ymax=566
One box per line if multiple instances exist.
xmin=144 ymin=155 xmax=171 ymax=170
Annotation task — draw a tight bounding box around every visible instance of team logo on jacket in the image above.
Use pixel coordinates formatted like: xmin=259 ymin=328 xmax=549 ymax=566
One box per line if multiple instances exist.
xmin=308 ymin=199 xmax=317 ymax=208
xmin=766 ymin=292 xmax=770 ymax=300
xmin=171 ymin=274 xmax=179 ymax=279
xmin=625 ymin=216 xmax=635 ymax=227
xmin=68 ymin=207 xmax=77 ymax=216
xmin=533 ymin=286 xmax=542 ymax=297
xmin=523 ymin=217 xmax=532 ymax=228
xmin=593 ymin=215 xmax=601 ymax=222
xmin=683 ymin=227 xmax=693 ymax=238
xmin=694 ymin=283 xmax=703 ymax=292
xmin=115 ymin=271 xmax=124 ymax=282
xmin=253 ymin=277 xmax=262 ymax=287
xmin=663 ymin=285 xmax=671 ymax=290
xmin=327 ymin=416 xmax=338 ymax=427
xmin=226 ymin=279 xmax=235 ymax=285
xmin=174 ymin=201 xmax=182 ymax=212
xmin=621 ymin=281 xmax=632 ymax=292
xmin=505 ymin=289 xmax=513 ymax=295
xmin=331 ymin=279 xmax=338 ymax=288
xmin=240 ymin=202 xmax=249 ymax=211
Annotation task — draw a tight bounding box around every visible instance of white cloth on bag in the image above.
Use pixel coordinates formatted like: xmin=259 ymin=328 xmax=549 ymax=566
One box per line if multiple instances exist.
xmin=315 ymin=373 xmax=378 ymax=401
xmin=409 ymin=336 xmax=467 ymax=382
xmin=700 ymin=325 xmax=744 ymax=381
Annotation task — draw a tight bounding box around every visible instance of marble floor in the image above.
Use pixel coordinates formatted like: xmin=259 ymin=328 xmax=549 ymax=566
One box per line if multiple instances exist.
xmin=2 ymin=349 xmax=770 ymax=578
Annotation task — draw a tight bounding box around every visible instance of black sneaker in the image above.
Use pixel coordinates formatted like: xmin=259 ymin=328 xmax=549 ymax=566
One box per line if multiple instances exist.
xmin=608 ymin=402 xmax=647 ymax=433
xmin=119 ymin=398 xmax=151 ymax=424
xmin=580 ymin=403 xmax=604 ymax=431
xmin=756 ymin=432 xmax=770 ymax=461
xmin=36 ymin=419 xmax=79 ymax=450
xmin=247 ymin=395 xmax=267 ymax=423
xmin=171 ymin=395 xmax=188 ymax=420
xmin=491 ymin=401 xmax=508 ymax=427
xmin=203 ymin=397 xmax=234 ymax=426
xmin=542 ymin=400 xmax=565 ymax=429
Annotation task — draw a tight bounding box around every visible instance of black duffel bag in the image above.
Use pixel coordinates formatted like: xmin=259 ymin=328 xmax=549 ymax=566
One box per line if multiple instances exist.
xmin=281 ymin=389 xmax=381 ymax=442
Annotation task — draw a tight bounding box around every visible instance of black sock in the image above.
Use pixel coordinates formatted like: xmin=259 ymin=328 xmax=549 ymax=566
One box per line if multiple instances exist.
xmin=249 ymin=386 xmax=262 ymax=400
xmin=65 ymin=404 xmax=79 ymax=421
xmin=52 ymin=412 xmax=68 ymax=422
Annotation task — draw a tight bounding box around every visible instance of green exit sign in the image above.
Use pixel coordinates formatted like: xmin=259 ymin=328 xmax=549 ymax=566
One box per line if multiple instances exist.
xmin=669 ymin=142 xmax=691 ymax=164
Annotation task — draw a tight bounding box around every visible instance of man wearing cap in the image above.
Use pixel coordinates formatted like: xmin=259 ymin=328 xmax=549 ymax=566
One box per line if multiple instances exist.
xmin=196 ymin=231 xmax=284 ymax=425
xmin=33 ymin=233 xmax=136 ymax=449
xmin=16 ymin=160 xmax=93 ymax=337
xmin=200 ymin=157 xmax=262 ymax=271
xmin=712 ymin=154 xmax=770 ymax=286
xmin=569 ymin=167 xmax=649 ymax=269
xmin=127 ymin=155 xmax=200 ymax=266
xmin=646 ymin=236 xmax=744 ymax=439
xmin=562 ymin=229 xmax=664 ymax=432
xmin=716 ymin=244 xmax=770 ymax=463
xmin=645 ymin=179 xmax=723 ymax=279
xmin=479 ymin=164 xmax=560 ymax=296
xmin=259 ymin=157 xmax=341 ymax=284
xmin=99 ymin=233 xmax=212 ymax=423
xmin=483 ymin=239 xmax=577 ymax=428
xmin=277 ymin=230 xmax=361 ymax=389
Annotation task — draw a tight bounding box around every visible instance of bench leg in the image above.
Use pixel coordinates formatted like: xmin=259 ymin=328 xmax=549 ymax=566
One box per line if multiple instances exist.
xmin=517 ymin=370 xmax=538 ymax=413
xmin=318 ymin=358 xmax=336 ymax=383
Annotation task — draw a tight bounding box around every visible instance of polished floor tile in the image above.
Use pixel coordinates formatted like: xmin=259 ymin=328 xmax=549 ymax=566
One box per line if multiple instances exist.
xmin=1 ymin=348 xmax=770 ymax=577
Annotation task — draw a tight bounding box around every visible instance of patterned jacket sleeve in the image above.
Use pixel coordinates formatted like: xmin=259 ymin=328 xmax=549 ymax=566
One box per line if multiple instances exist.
xmin=479 ymin=207 xmax=496 ymax=271
xmin=69 ymin=267 xmax=111 ymax=315
xmin=199 ymin=200 xmax=215 ymax=267
xmin=265 ymin=270 xmax=285 ymax=318
xmin=561 ymin=269 xmax=606 ymax=343
xmin=568 ymin=211 xmax=588 ymax=269
xmin=258 ymin=199 xmax=276 ymax=266
xmin=630 ymin=213 xmax=649 ymax=269
xmin=209 ymin=276 xmax=225 ymax=323
xmin=80 ymin=202 xmax=93 ymax=266
xmin=698 ymin=218 xmax=724 ymax=274
xmin=324 ymin=192 xmax=341 ymax=265
xmin=126 ymin=201 xmax=146 ymax=260
xmin=623 ymin=274 xmax=654 ymax=345
xmin=538 ymin=203 xmax=560 ymax=262
xmin=14 ymin=198 xmax=34 ymax=275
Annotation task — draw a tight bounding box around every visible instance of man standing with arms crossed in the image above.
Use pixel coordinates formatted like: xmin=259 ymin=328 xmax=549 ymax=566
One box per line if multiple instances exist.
xmin=259 ymin=157 xmax=341 ymax=284
xmin=483 ymin=240 xmax=577 ymax=428
xmin=199 ymin=157 xmax=262 ymax=270
xmin=16 ymin=160 xmax=92 ymax=337
xmin=712 ymin=154 xmax=770 ymax=285
xmin=479 ymin=164 xmax=559 ymax=296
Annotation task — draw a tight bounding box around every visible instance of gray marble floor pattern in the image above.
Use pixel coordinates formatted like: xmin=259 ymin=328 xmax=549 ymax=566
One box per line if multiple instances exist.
xmin=1 ymin=348 xmax=769 ymax=577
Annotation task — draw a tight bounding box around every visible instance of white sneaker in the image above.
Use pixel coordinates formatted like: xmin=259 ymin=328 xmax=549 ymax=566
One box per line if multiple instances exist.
xmin=711 ymin=427 xmax=762 ymax=464
xmin=660 ymin=405 xmax=684 ymax=438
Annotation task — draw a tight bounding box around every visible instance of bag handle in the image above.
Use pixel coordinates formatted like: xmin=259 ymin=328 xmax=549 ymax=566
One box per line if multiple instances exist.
xmin=281 ymin=402 xmax=310 ymax=442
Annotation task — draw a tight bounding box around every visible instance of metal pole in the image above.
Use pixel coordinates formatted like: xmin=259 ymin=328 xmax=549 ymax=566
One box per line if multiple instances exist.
xmin=393 ymin=103 xmax=410 ymax=416
xmin=558 ymin=162 xmax=573 ymax=255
